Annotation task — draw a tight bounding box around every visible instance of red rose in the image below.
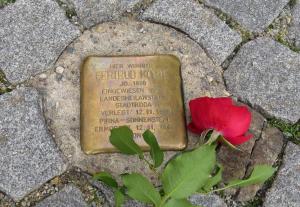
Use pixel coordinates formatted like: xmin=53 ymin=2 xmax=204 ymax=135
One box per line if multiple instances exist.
xmin=188 ymin=97 xmax=252 ymax=145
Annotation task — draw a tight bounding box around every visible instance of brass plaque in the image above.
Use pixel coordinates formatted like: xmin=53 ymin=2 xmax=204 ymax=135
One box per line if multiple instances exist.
xmin=80 ymin=55 xmax=187 ymax=154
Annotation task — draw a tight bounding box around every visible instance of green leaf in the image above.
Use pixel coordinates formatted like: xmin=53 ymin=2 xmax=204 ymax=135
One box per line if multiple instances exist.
xmin=163 ymin=198 xmax=201 ymax=207
xmin=162 ymin=145 xmax=216 ymax=199
xmin=201 ymin=164 xmax=223 ymax=192
xmin=142 ymin=129 xmax=164 ymax=168
xmin=122 ymin=173 xmax=161 ymax=206
xmin=109 ymin=126 xmax=143 ymax=156
xmin=114 ymin=189 xmax=125 ymax=207
xmin=224 ymin=165 xmax=276 ymax=189
xmin=93 ymin=172 xmax=118 ymax=189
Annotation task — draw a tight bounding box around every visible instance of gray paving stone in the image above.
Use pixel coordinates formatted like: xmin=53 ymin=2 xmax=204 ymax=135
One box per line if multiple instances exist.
xmin=237 ymin=126 xmax=284 ymax=201
xmin=0 ymin=87 xmax=66 ymax=201
xmin=71 ymin=0 xmax=143 ymax=28
xmin=89 ymin=178 xmax=147 ymax=207
xmin=35 ymin=185 xmax=88 ymax=207
xmin=204 ymin=0 xmax=289 ymax=32
xmin=264 ymin=142 xmax=300 ymax=207
xmin=224 ymin=38 xmax=300 ymax=123
xmin=0 ymin=0 xmax=80 ymax=83
xmin=141 ymin=0 xmax=241 ymax=65
xmin=189 ymin=194 xmax=227 ymax=207
xmin=288 ymin=2 xmax=300 ymax=48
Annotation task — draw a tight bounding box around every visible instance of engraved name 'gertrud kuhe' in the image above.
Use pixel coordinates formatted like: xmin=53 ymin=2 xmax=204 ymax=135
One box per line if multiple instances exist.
xmin=96 ymin=68 xmax=168 ymax=80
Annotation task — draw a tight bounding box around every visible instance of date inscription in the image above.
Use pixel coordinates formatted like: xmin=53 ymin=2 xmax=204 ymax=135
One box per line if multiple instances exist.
xmin=81 ymin=55 xmax=186 ymax=154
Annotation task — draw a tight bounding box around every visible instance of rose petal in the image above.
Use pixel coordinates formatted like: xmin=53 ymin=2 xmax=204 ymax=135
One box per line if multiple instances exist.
xmin=187 ymin=122 xmax=204 ymax=134
xmin=219 ymin=105 xmax=252 ymax=138
xmin=189 ymin=97 xmax=233 ymax=132
xmin=188 ymin=97 xmax=253 ymax=146
xmin=189 ymin=97 xmax=211 ymax=130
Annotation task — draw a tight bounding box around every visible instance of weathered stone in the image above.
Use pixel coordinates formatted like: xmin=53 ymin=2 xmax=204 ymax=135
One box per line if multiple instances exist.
xmin=217 ymin=138 xmax=254 ymax=196
xmin=34 ymin=185 xmax=88 ymax=207
xmin=224 ymin=38 xmax=300 ymax=123
xmin=264 ymin=142 xmax=300 ymax=207
xmin=189 ymin=194 xmax=227 ymax=207
xmin=89 ymin=179 xmax=116 ymax=207
xmin=288 ymin=2 xmax=300 ymax=48
xmin=30 ymin=20 xmax=227 ymax=180
xmin=89 ymin=178 xmax=147 ymax=207
xmin=0 ymin=0 xmax=80 ymax=83
xmin=218 ymin=108 xmax=265 ymax=182
xmin=0 ymin=87 xmax=66 ymax=201
xmin=122 ymin=199 xmax=147 ymax=207
xmin=203 ymin=0 xmax=289 ymax=32
xmin=248 ymin=106 xmax=267 ymax=138
xmin=141 ymin=0 xmax=241 ymax=65
xmin=71 ymin=0 xmax=143 ymax=28
xmin=217 ymin=107 xmax=265 ymax=195
xmin=237 ymin=126 xmax=284 ymax=201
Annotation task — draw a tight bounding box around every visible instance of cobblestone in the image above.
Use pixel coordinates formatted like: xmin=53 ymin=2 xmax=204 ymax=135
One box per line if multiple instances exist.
xmin=0 ymin=0 xmax=80 ymax=83
xmin=141 ymin=0 xmax=241 ymax=65
xmin=0 ymin=87 xmax=66 ymax=201
xmin=224 ymin=38 xmax=300 ymax=123
xmin=204 ymin=0 xmax=290 ymax=32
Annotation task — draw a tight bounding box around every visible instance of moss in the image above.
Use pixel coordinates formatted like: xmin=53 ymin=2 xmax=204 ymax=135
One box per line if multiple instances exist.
xmin=243 ymin=198 xmax=263 ymax=207
xmin=268 ymin=118 xmax=300 ymax=144
xmin=0 ymin=0 xmax=15 ymax=7
xmin=0 ymin=88 xmax=11 ymax=95
xmin=275 ymin=35 xmax=300 ymax=53
xmin=289 ymin=0 xmax=299 ymax=7
xmin=198 ymin=0 xmax=253 ymax=40
xmin=0 ymin=70 xmax=13 ymax=95
xmin=240 ymin=30 xmax=253 ymax=43
xmin=275 ymin=32 xmax=299 ymax=53
xmin=65 ymin=7 xmax=77 ymax=19
xmin=207 ymin=6 xmax=254 ymax=42
xmin=274 ymin=30 xmax=300 ymax=52
xmin=0 ymin=71 xmax=5 ymax=83
xmin=276 ymin=33 xmax=288 ymax=45
xmin=87 ymin=189 xmax=104 ymax=205
xmin=266 ymin=4 xmax=300 ymax=52
xmin=55 ymin=0 xmax=77 ymax=19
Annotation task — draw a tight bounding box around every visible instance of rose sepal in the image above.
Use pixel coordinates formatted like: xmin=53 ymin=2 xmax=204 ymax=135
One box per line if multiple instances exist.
xmin=217 ymin=135 xmax=242 ymax=151
xmin=204 ymin=130 xmax=241 ymax=151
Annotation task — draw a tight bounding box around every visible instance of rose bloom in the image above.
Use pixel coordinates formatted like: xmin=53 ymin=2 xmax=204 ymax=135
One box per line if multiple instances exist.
xmin=188 ymin=97 xmax=252 ymax=145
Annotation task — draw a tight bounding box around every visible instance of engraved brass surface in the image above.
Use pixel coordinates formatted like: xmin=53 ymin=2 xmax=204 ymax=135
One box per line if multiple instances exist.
xmin=80 ymin=55 xmax=187 ymax=154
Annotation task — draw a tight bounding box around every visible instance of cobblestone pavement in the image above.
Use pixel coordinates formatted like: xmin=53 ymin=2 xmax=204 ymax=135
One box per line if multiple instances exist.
xmin=0 ymin=0 xmax=299 ymax=206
